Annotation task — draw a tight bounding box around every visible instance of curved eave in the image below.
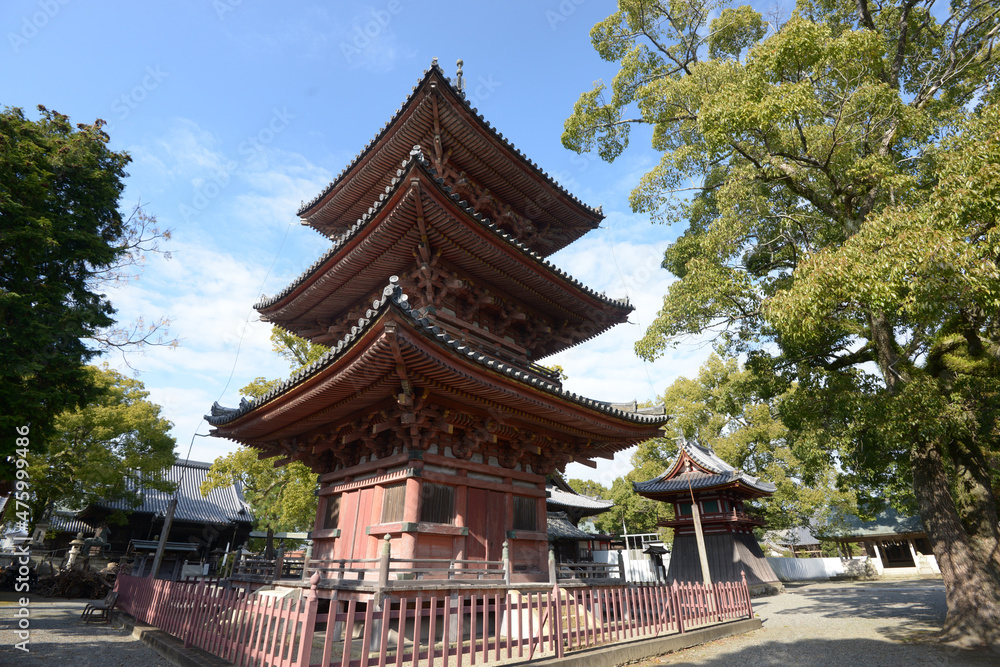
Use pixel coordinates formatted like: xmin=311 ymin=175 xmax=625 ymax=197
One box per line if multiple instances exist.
xmin=634 ymin=479 xmax=776 ymax=500
xmin=297 ymin=65 xmax=602 ymax=255
xmin=209 ymin=283 xmax=666 ymax=446
xmin=257 ymin=153 xmax=631 ymax=357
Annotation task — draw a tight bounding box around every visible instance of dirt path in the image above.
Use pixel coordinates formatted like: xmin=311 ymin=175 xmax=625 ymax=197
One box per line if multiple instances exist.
xmin=0 ymin=594 xmax=171 ymax=666
xmin=640 ymin=579 xmax=998 ymax=666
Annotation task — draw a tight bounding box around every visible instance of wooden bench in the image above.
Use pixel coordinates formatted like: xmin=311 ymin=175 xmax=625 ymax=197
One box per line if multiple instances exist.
xmin=81 ymin=590 xmax=118 ymax=623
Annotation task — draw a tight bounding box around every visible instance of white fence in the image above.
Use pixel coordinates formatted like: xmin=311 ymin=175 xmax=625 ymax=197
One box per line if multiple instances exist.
xmin=594 ymin=549 xmax=670 ymax=583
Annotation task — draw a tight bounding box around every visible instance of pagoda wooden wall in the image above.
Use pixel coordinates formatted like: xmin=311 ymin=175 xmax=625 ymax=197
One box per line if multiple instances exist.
xmin=311 ymin=447 xmax=550 ymax=581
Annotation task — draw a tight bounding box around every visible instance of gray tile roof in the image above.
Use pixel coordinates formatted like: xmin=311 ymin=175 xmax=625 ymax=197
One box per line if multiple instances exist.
xmin=209 ymin=278 xmax=669 ymax=430
xmin=546 ymin=485 xmax=613 ymax=512
xmin=49 ymin=512 xmax=95 ymax=536
xmin=259 ymin=148 xmax=630 ymax=314
xmin=298 ymin=62 xmax=602 ymax=220
xmin=91 ymin=459 xmax=254 ymax=526
xmin=633 ymin=438 xmax=776 ymax=495
xmin=816 ymin=506 xmax=926 ymax=539
xmin=547 ymin=512 xmax=594 ymax=541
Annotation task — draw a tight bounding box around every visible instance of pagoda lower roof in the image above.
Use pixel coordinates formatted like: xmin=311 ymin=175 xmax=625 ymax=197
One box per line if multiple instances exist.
xmin=298 ymin=64 xmax=601 ymax=256
xmin=208 ymin=280 xmax=666 ymax=456
xmin=256 ymin=151 xmax=630 ymax=359
xmin=632 ymin=439 xmax=776 ymax=499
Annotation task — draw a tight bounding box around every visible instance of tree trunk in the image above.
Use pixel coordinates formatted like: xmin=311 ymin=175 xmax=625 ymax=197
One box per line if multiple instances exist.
xmin=264 ymin=526 xmax=275 ymax=560
xmin=911 ymin=437 xmax=1000 ymax=646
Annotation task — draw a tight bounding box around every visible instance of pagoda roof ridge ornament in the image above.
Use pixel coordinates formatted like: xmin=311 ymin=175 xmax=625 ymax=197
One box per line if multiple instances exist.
xmin=211 ymin=280 xmax=669 ymax=429
xmin=257 ymin=154 xmax=632 ymax=318
xmin=296 ymin=66 xmax=604 ymax=225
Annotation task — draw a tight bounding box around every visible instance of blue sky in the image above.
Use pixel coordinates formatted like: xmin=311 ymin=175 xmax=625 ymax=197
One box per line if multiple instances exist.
xmin=3 ymin=0 xmax=717 ymax=485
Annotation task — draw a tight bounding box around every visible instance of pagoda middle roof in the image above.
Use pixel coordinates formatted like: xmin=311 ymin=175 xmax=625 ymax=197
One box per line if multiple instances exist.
xmin=298 ymin=63 xmax=602 ymax=257
xmin=209 ymin=279 xmax=667 ymax=455
xmin=633 ymin=439 xmax=776 ymax=497
xmin=257 ymin=150 xmax=631 ymax=359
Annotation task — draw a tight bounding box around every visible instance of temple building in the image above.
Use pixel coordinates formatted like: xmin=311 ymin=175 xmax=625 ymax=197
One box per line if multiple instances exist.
xmin=633 ymin=439 xmax=782 ymax=594
xmin=206 ymin=61 xmax=667 ymax=591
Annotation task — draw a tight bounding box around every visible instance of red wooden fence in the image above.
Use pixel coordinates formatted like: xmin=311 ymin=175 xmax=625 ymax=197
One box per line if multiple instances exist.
xmin=114 ymin=574 xmax=753 ymax=667
xmin=115 ymin=575 xmax=318 ymax=666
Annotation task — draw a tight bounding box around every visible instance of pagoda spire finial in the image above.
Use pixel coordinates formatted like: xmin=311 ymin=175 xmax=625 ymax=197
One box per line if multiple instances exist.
xmin=456 ymin=59 xmax=465 ymax=93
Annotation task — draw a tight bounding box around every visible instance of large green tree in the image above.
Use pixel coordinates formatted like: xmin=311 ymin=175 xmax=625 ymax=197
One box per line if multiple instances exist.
xmin=638 ymin=354 xmax=854 ymax=531
xmin=564 ymin=0 xmax=1000 ymax=644
xmin=0 ymin=106 xmax=170 ymax=471
xmin=26 ymin=365 xmax=176 ymax=527
xmin=200 ymin=447 xmax=318 ymax=557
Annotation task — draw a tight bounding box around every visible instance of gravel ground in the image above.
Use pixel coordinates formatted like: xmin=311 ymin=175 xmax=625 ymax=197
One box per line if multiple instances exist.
xmin=0 ymin=594 xmax=171 ymax=666
xmin=643 ymin=578 xmax=1000 ymax=667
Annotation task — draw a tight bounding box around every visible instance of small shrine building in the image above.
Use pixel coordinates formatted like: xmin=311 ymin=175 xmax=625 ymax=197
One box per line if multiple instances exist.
xmin=633 ymin=439 xmax=782 ymax=594
xmin=207 ymin=61 xmax=667 ymax=594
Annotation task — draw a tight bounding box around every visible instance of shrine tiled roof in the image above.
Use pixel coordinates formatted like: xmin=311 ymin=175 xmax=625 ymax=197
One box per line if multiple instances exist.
xmin=80 ymin=460 xmax=255 ymax=526
xmin=632 ymin=439 xmax=776 ymax=496
xmin=257 ymin=148 xmax=629 ymax=315
xmin=815 ymin=506 xmax=926 ymax=540
xmin=297 ymin=62 xmax=602 ymax=228
xmin=547 ymin=485 xmax=614 ymax=512
xmin=209 ymin=278 xmax=666 ymax=430
xmin=547 ymin=512 xmax=594 ymax=541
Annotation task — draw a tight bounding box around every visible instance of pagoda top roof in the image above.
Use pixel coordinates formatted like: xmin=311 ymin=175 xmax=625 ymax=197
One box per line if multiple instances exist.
xmin=255 ymin=149 xmax=631 ymax=358
xmin=298 ymin=62 xmax=602 ymax=256
xmin=632 ymin=438 xmax=776 ymax=498
xmin=209 ymin=278 xmax=666 ymax=446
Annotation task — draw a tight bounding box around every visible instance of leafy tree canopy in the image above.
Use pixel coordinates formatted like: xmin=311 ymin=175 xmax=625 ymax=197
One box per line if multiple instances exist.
xmin=0 ymin=106 xmax=171 ymax=469
xmin=200 ymin=446 xmax=317 ymax=536
xmin=634 ymin=354 xmax=854 ymax=531
xmin=26 ymin=364 xmax=176 ymax=526
xmin=564 ymin=0 xmax=1000 ymax=643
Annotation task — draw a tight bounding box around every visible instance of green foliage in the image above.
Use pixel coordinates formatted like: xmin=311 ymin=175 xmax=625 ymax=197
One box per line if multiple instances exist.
xmin=0 ymin=106 xmax=171 ymax=469
xmin=26 ymin=365 xmax=176 ymax=525
xmin=271 ymin=328 xmax=329 ymax=369
xmin=201 ymin=447 xmax=317 ymax=534
xmin=636 ymin=354 xmax=855 ymax=530
xmin=567 ymin=0 xmax=1000 ymax=639
xmin=567 ymin=478 xmax=608 ymax=500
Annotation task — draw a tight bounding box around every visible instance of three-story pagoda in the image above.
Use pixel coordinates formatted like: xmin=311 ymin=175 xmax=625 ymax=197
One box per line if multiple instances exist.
xmin=207 ymin=61 xmax=667 ymax=586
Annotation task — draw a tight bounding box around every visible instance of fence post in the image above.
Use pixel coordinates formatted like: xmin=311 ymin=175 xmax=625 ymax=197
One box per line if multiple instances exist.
xmin=502 ymin=541 xmax=511 ymax=586
xmin=617 ymin=550 xmax=625 ymax=582
xmin=293 ymin=573 xmax=321 ymax=667
xmin=553 ymin=583 xmax=564 ymax=658
xmin=301 ymin=541 xmax=312 ymax=581
xmin=375 ymin=534 xmax=391 ymax=600
xmin=548 ymin=547 xmax=557 ymax=584
xmin=741 ymin=570 xmax=754 ymax=619
xmin=673 ymin=581 xmax=684 ymax=634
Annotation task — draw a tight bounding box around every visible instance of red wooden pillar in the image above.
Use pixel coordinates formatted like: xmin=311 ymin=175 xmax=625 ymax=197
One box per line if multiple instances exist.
xmin=400 ymin=463 xmax=423 ymax=560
